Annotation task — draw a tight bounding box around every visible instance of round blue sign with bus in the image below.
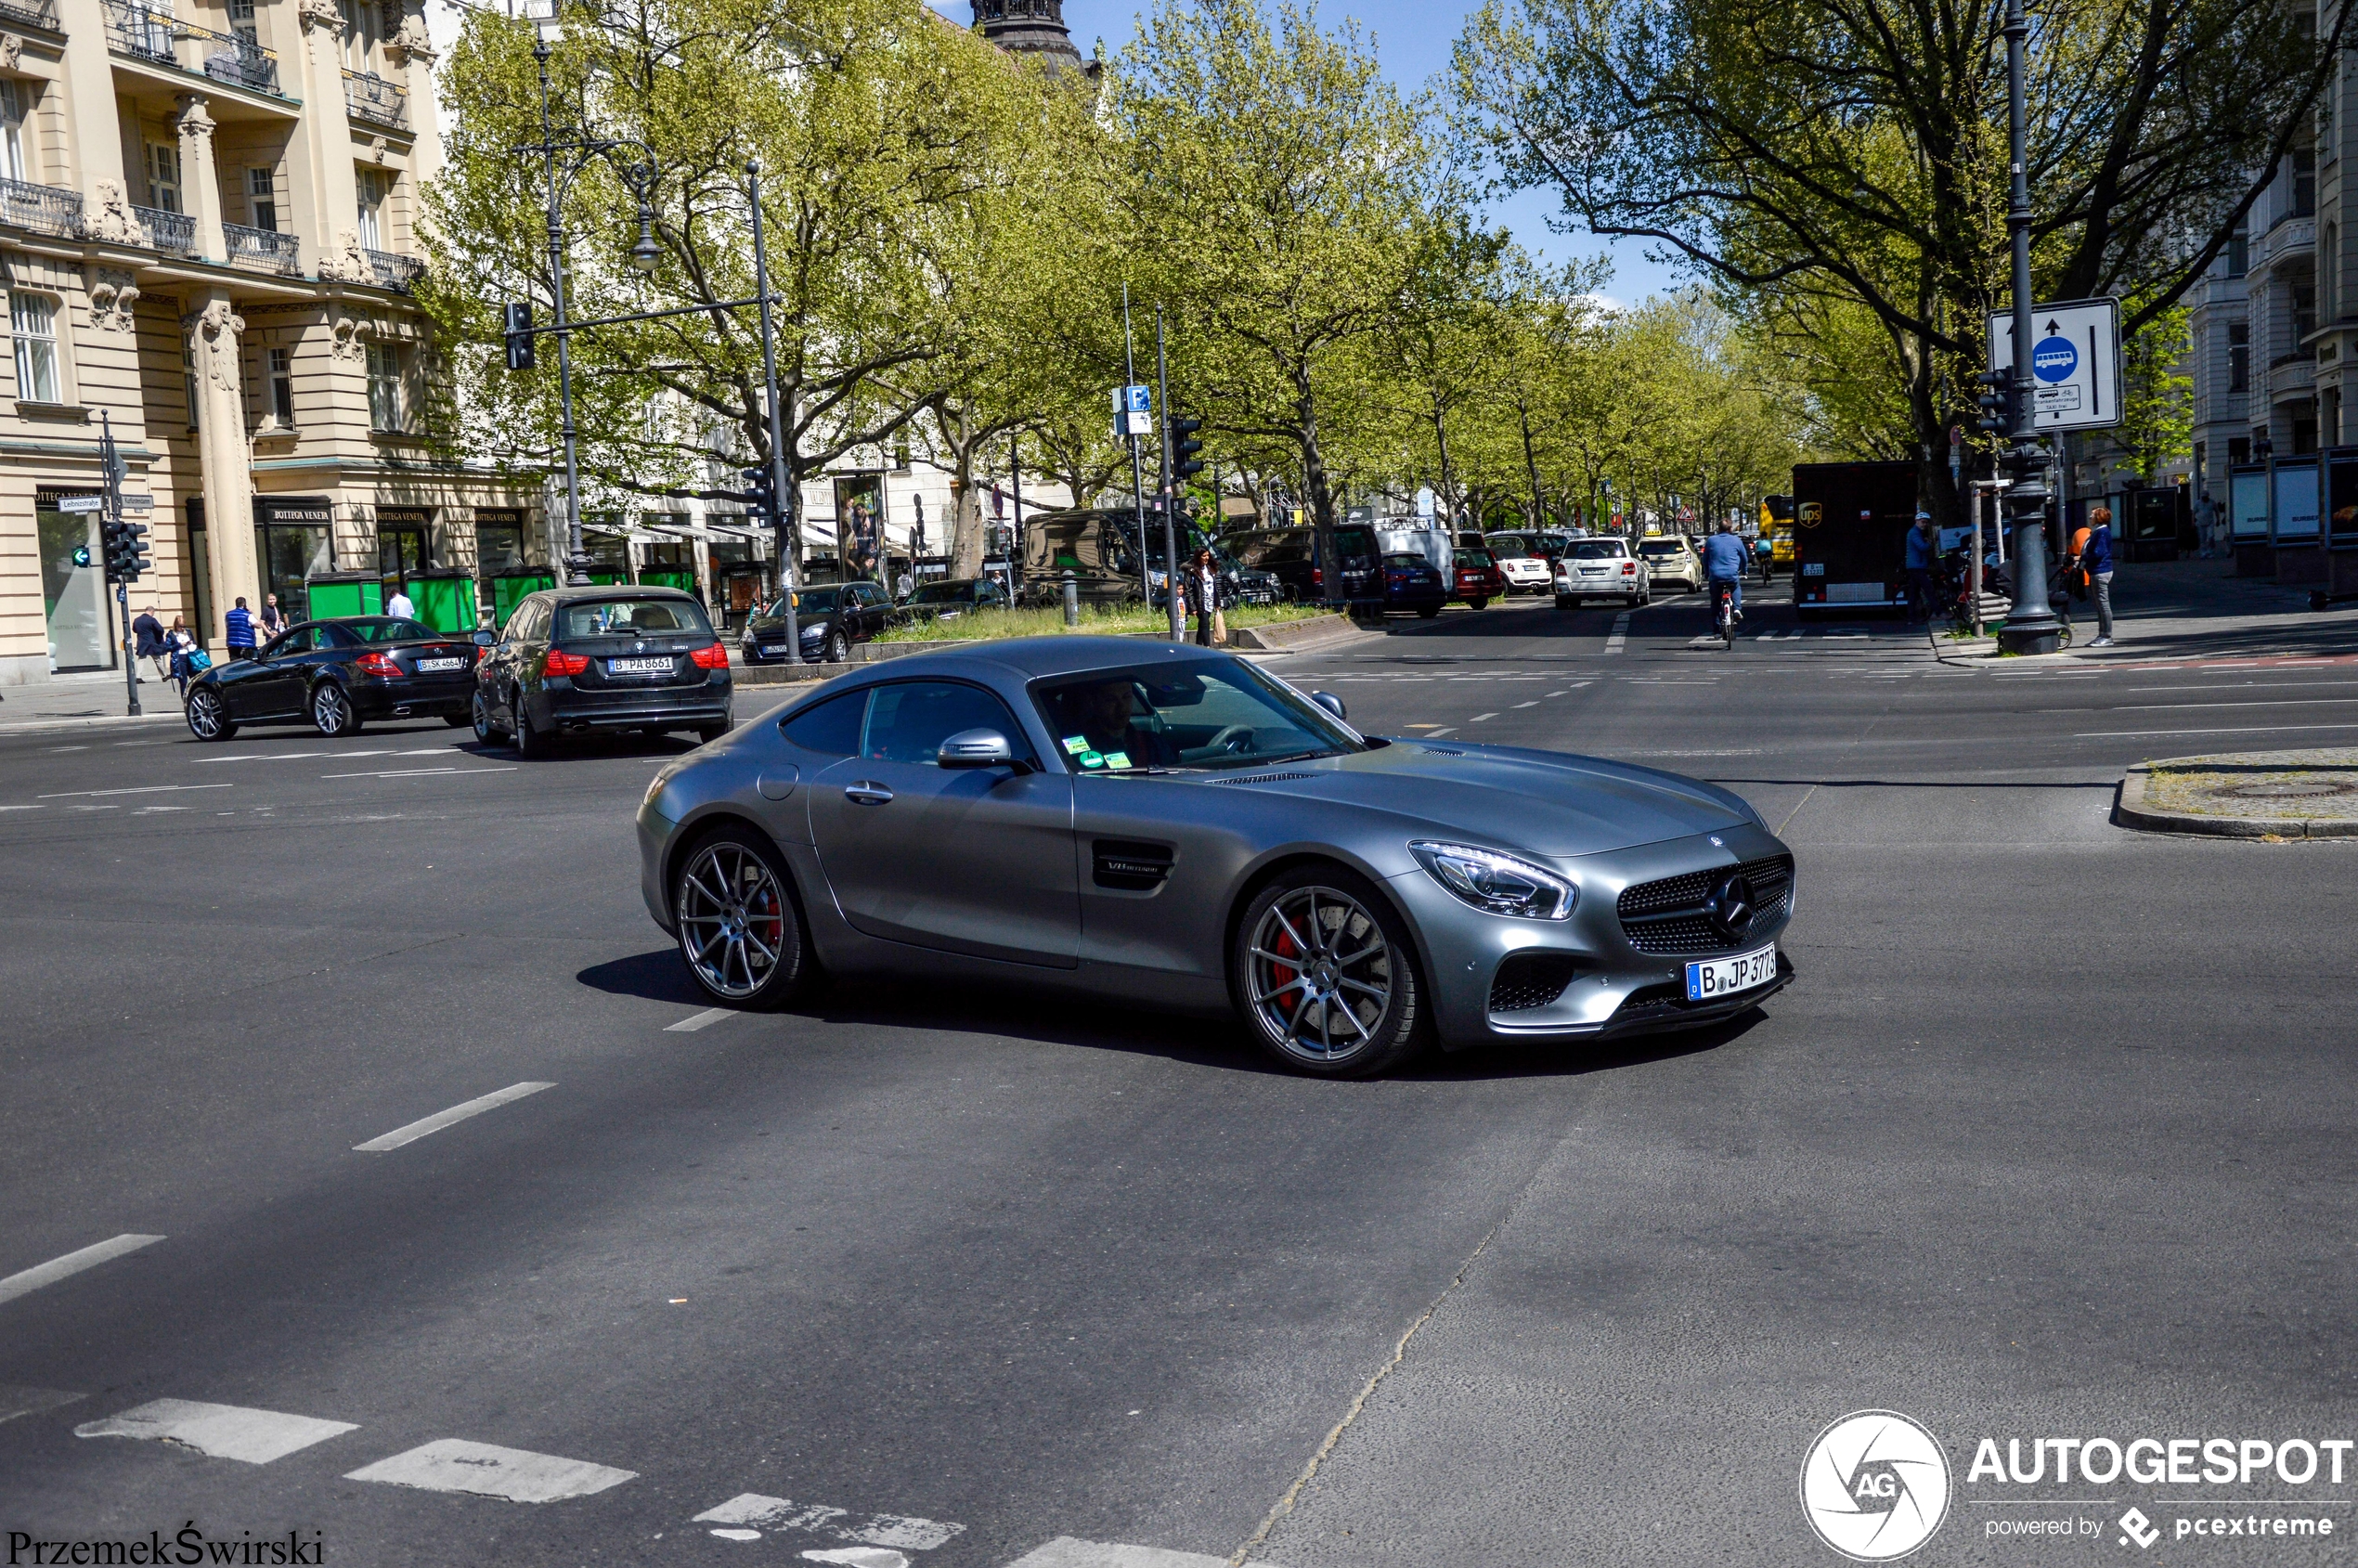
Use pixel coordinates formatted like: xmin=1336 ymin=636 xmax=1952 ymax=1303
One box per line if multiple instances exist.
xmin=2031 ymin=335 xmax=2078 ymax=383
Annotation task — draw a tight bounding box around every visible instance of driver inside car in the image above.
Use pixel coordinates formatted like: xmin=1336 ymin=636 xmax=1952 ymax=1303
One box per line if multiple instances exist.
xmin=1073 ymin=680 xmax=1179 ymax=768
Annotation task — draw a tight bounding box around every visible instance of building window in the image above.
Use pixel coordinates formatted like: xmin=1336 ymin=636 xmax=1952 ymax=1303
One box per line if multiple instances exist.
xmin=247 ymin=166 xmax=277 ymax=232
xmin=0 ymin=80 xmax=30 ymax=183
xmin=2295 ymin=281 xmax=2316 ymax=343
xmin=145 ymin=141 xmax=180 ymax=213
xmin=227 ymin=0 xmax=256 ymax=45
xmin=2226 ymin=223 xmax=2248 ymax=278
xmin=2327 ymin=223 xmax=2339 ymax=326
xmin=184 ymin=340 xmax=201 ymax=429
xmin=367 ymin=342 xmax=403 ymax=431
xmin=2294 ymin=147 xmax=2316 ymax=221
xmin=340 ymin=0 xmax=374 ymax=71
xmin=356 ymin=169 xmax=384 ymax=251
xmin=2229 ymin=322 xmax=2249 ymax=393
xmin=11 ymin=291 xmax=58 ymax=404
xmin=266 ymin=345 xmax=293 ymax=426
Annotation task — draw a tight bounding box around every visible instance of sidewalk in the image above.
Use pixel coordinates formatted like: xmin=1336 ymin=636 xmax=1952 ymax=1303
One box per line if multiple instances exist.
xmin=2118 ymin=748 xmax=2358 ymax=838
xmin=1934 ymin=555 xmax=2357 ymax=667
xmin=0 ymin=667 xmax=186 ymax=732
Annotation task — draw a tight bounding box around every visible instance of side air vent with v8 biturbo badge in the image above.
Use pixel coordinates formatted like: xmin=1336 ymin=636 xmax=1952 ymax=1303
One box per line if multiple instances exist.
xmin=1093 ymin=839 xmax=1173 ymax=891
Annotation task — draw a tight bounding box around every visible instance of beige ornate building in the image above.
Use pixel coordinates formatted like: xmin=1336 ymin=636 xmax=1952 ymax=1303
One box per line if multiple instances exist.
xmin=0 ymin=0 xmax=533 ymax=682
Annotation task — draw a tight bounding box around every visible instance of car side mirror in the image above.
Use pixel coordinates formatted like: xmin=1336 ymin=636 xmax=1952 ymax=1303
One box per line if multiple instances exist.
xmin=939 ymin=728 xmax=1030 ymax=773
xmin=1311 ymin=691 xmax=1346 ymax=721
xmin=473 ymin=629 xmax=495 ymax=648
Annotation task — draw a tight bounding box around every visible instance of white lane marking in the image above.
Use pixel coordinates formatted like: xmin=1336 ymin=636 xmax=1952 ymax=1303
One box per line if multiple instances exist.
xmin=194 ymin=752 xmax=330 ymax=764
xmin=1002 ymin=1540 xmax=1240 ymax=1568
xmin=802 ymin=1551 xmax=910 ymax=1568
xmin=1604 ymin=613 xmax=1630 ymax=654
xmin=396 ymin=747 xmax=459 ymax=755
xmin=345 ymin=1439 xmax=635 ymax=1502
xmin=667 ymin=1007 xmax=736 ymax=1033
xmin=134 ymin=806 xmax=191 ymax=813
xmin=1421 ymin=728 xmax=1458 ymax=738
xmin=693 ymin=1495 xmax=965 ymax=1550
xmin=0 ymin=805 xmax=45 ymax=812
xmin=353 ymin=1082 xmax=553 ymax=1152
xmin=2127 ymin=680 xmax=2358 ymax=692
xmin=0 ymin=1385 xmax=84 ymax=1424
xmin=2106 ymin=698 xmax=2358 ymax=711
xmin=319 ymin=767 xmax=518 ymax=781
xmin=76 ymin=1400 xmax=357 ymax=1463
xmin=1546 ymin=690 xmax=1569 ymax=697
xmin=2075 ymin=722 xmax=2358 ymax=739
xmin=0 ymin=1234 xmax=164 ymax=1305
xmin=45 ymin=745 xmax=91 ymax=752
xmin=710 ymin=1529 xmax=762 ymax=1542
xmin=1469 ymin=712 xmax=1497 ymax=722
xmin=34 ymin=784 xmax=232 ymax=799
xmin=1512 ymin=701 xmax=1540 ymax=708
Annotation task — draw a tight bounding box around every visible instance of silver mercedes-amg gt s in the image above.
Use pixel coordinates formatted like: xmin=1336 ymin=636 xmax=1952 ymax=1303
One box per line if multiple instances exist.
xmin=635 ymin=637 xmax=1794 ymax=1077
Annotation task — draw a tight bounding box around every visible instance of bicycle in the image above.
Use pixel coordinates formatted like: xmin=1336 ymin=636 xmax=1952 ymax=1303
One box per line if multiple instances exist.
xmin=1709 ymin=577 xmax=1739 ymax=650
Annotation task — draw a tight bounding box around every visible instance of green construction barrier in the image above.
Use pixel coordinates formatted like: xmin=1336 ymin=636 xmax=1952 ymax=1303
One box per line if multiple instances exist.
xmin=404 ymin=571 xmax=478 ymax=634
xmin=491 ymin=572 xmax=555 ymax=628
xmin=304 ymin=575 xmax=382 ymax=619
xmin=587 ymin=570 xmax=628 ymax=586
xmin=641 ymin=569 xmax=696 ymax=593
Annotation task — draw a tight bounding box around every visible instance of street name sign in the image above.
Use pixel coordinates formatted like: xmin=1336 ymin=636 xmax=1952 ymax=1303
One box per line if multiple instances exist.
xmin=1986 ymin=297 xmax=2123 ymax=433
xmin=58 ymin=495 xmax=101 ymax=512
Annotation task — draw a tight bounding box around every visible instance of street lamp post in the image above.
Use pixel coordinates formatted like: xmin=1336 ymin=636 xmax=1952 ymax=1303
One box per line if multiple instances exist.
xmin=1995 ymin=0 xmax=2062 ymax=654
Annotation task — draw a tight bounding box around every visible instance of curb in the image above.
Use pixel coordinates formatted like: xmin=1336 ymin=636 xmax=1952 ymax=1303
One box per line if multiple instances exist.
xmin=2115 ymin=759 xmax=2358 ymax=838
xmin=0 ymin=708 xmax=186 ymax=736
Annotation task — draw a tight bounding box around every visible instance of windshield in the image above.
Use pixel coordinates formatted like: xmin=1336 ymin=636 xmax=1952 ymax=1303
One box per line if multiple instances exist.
xmin=1638 ymin=539 xmax=1687 ymax=557
xmin=1453 ymin=550 xmax=1495 ymax=567
xmin=781 ymin=587 xmax=841 ymax=616
xmin=908 ymin=581 xmax=976 ymax=604
xmin=1383 ymin=553 xmax=1430 ymax=568
xmin=1032 ymin=662 xmax=1360 ymax=773
xmin=559 ymin=597 xmax=712 ymax=639
xmin=343 ymin=617 xmax=438 ymax=642
xmin=1568 ymin=540 xmax=1628 ymax=559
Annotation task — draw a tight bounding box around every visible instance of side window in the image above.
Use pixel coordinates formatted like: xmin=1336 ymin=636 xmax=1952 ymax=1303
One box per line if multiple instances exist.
xmin=861 ymin=680 xmax=1023 ymax=766
xmin=779 ymin=689 xmax=866 ymax=756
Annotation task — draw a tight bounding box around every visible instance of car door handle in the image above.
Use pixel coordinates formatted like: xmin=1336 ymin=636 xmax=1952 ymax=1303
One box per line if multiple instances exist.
xmin=843 ymin=782 xmax=894 ymax=806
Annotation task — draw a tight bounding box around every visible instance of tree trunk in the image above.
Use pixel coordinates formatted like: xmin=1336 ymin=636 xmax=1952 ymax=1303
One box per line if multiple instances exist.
xmin=948 ymin=406 xmax=986 ymax=580
xmin=1295 ymin=370 xmax=1342 ymax=609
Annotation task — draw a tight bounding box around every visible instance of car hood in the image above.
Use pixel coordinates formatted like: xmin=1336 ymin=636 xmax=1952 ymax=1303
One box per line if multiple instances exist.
xmin=1218 ymin=740 xmax=1754 ymax=857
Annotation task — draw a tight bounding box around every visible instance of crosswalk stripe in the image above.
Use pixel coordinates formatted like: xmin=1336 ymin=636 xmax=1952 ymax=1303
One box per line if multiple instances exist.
xmin=0 ymin=1234 xmax=164 ymax=1305
xmin=0 ymin=1385 xmax=84 ymax=1424
xmin=75 ymin=1400 xmax=357 ymax=1463
xmin=1000 ymin=1540 xmax=1266 ymax=1568
xmin=693 ymin=1494 xmax=964 ymax=1550
xmin=344 ymin=1439 xmax=635 ymax=1502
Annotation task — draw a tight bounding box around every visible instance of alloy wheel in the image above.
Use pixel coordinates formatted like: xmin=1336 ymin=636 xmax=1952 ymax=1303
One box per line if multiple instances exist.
xmin=187 ymin=689 xmax=224 ymax=739
xmin=1245 ymin=886 xmax=1393 ymax=1065
xmin=312 ymin=683 xmax=352 ymax=736
xmin=677 ymin=840 xmax=788 ymax=1001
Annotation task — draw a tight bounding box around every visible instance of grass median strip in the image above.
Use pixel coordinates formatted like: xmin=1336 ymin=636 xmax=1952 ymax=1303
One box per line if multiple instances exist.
xmin=354 ymin=1082 xmax=554 ymax=1152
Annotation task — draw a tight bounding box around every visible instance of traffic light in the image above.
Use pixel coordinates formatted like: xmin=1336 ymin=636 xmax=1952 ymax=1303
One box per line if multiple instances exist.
xmin=1976 ymin=369 xmax=2012 ymax=435
xmin=741 ymin=465 xmax=777 ymax=525
xmin=100 ymin=515 xmax=149 ymax=584
xmin=503 ymin=302 xmax=536 ymax=371
xmin=1170 ymin=415 xmax=1205 ymax=483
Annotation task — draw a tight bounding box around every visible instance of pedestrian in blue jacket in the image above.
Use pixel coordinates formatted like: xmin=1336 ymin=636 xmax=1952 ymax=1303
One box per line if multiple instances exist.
xmin=225 ymin=597 xmax=256 ymax=658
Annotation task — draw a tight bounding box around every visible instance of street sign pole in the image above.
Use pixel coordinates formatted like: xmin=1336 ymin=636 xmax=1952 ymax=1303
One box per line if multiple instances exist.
xmin=746 ymin=159 xmax=800 ymax=664
xmin=1996 ymin=0 xmax=2061 ymax=654
xmin=1154 ymin=307 xmax=1182 ymax=641
xmin=102 ymin=412 xmax=139 ymax=716
xmin=1122 ymin=284 xmax=1149 ymax=608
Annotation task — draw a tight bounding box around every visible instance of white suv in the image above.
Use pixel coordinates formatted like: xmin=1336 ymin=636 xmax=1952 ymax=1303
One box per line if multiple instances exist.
xmin=1554 ymin=539 xmax=1652 ymax=609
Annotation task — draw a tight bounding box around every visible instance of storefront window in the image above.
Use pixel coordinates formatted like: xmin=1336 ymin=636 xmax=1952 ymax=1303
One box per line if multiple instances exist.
xmin=36 ymin=498 xmax=107 ymax=670
xmin=476 ymin=517 xmax=526 ymax=573
xmin=254 ymin=524 xmax=330 ymax=621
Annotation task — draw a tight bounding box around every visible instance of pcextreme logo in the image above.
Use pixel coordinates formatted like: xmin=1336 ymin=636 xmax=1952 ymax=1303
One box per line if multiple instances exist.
xmin=1801 ymin=1410 xmax=1954 ymax=1562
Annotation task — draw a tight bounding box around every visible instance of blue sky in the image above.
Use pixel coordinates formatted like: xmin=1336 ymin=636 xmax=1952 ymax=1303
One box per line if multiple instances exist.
xmin=935 ymin=0 xmax=1685 ymax=304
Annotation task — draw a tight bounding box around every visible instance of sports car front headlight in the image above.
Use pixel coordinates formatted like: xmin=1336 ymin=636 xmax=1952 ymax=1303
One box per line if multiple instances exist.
xmin=1409 ymin=841 xmax=1576 ymax=920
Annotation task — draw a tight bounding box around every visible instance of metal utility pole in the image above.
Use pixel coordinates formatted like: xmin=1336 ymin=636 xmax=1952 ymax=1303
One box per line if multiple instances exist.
xmin=1154 ymin=307 xmax=1182 ymax=641
xmin=746 ymin=159 xmax=800 ymax=663
xmin=1008 ymin=430 xmax=1024 ymax=589
xmin=103 ymin=412 xmax=136 ymax=717
xmin=1122 ymin=283 xmax=1149 ymax=607
xmin=534 ymin=34 xmax=589 ymax=587
xmin=1995 ymin=0 xmax=2061 ymax=654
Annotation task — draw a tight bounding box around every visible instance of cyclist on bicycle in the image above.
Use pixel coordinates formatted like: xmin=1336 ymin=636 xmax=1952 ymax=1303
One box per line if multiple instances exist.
xmin=1700 ymin=520 xmax=1748 ymax=623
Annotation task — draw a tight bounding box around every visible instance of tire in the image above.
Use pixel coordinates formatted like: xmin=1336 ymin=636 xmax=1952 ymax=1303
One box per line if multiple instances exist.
xmin=512 ymin=689 xmax=552 ymax=759
xmin=1555 ymin=595 xmax=1574 ymax=612
xmin=673 ymin=825 xmax=811 ymax=1008
xmin=443 ymin=712 xmax=470 ymax=727
xmin=1234 ymin=864 xmax=1428 ymax=1079
xmin=472 ymin=689 xmax=507 ymax=745
xmin=186 ymin=686 xmax=235 ymax=741
xmin=1417 ymin=605 xmax=1441 ymax=619
xmin=1466 ymin=597 xmax=1488 ymax=611
xmin=310 ymin=680 xmax=361 ymax=737
xmin=696 ymin=723 xmax=730 ymax=744
xmin=824 ymin=629 xmax=850 ymax=664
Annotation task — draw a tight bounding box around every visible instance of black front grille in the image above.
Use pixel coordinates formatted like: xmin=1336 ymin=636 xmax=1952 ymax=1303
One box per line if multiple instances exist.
xmin=1489 ymin=952 xmax=1581 ymax=1012
xmin=1617 ymin=854 xmax=1793 ymax=955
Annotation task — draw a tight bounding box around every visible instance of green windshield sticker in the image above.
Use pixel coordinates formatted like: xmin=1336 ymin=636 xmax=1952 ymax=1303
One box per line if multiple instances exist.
xmin=1062 ymin=735 xmax=1091 ymax=755
xmin=1079 ymin=751 xmax=1105 ymax=769
xmin=1104 ymin=751 xmax=1132 ymax=771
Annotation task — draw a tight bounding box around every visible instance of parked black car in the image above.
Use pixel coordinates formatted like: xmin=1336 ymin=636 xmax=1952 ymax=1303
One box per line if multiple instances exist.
xmin=1223 ymin=525 xmax=1382 ymax=605
xmin=471 ymin=588 xmax=732 ymax=756
xmin=1380 ymin=551 xmax=1449 ymax=616
xmin=899 ymin=576 xmax=1011 ymax=624
xmin=739 ymin=580 xmax=899 ymax=665
xmin=184 ymin=616 xmax=478 ymax=741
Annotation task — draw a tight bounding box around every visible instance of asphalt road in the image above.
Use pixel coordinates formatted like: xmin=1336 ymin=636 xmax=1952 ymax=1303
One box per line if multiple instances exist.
xmin=3 ymin=565 xmax=2354 ymax=1568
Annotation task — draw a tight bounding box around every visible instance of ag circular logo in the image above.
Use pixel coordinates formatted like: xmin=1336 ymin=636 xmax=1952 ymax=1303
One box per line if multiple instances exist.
xmin=2031 ymin=334 xmax=2078 ymax=383
xmin=1800 ymin=1410 xmax=1951 ymax=1561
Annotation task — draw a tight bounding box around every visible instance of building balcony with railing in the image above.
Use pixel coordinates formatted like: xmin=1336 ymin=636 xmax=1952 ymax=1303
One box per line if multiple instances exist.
xmin=133 ymin=202 xmax=195 ymax=254
xmin=367 ymin=248 xmax=423 ymax=292
xmin=225 ymin=221 xmax=298 ymax=274
xmin=343 ymin=70 xmax=406 ymax=129
xmin=103 ymin=0 xmax=290 ymax=100
xmin=0 ymin=0 xmax=59 ymax=32
xmin=0 ymin=176 xmax=84 ymax=239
